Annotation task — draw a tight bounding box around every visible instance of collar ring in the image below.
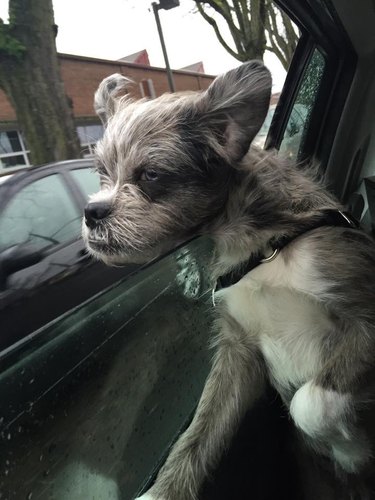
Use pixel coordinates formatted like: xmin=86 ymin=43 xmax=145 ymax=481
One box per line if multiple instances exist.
xmin=260 ymin=248 xmax=279 ymax=263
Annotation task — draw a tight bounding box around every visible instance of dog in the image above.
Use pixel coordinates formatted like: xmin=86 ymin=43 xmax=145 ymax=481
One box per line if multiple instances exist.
xmin=83 ymin=61 xmax=375 ymax=500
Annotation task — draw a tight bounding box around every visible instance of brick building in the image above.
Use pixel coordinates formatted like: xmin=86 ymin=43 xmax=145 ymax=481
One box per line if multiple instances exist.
xmin=0 ymin=53 xmax=215 ymax=170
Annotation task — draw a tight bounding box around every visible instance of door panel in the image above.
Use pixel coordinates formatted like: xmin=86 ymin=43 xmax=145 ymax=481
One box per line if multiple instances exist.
xmin=0 ymin=236 xmax=213 ymax=500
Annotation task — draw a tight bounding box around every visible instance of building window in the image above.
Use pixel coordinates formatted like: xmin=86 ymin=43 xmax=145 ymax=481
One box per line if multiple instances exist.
xmin=140 ymin=79 xmax=156 ymax=99
xmin=0 ymin=130 xmax=30 ymax=170
xmin=76 ymin=124 xmax=104 ymax=156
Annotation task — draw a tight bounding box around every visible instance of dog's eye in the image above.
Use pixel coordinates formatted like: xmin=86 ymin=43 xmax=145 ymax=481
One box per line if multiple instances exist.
xmin=140 ymin=169 xmax=159 ymax=181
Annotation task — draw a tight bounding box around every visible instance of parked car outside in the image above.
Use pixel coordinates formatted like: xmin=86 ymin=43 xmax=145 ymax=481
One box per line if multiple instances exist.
xmin=0 ymin=159 xmax=137 ymax=351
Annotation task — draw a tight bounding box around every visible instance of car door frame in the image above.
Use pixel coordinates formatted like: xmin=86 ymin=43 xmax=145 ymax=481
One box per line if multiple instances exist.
xmin=267 ymin=0 xmax=357 ymax=199
xmin=58 ymin=159 xmax=96 ymax=212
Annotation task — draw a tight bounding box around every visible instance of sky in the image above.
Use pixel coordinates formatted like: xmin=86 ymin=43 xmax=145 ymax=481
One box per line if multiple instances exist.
xmin=0 ymin=0 xmax=287 ymax=92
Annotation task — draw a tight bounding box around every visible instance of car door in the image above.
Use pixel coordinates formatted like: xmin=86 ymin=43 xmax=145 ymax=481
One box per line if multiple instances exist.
xmin=0 ymin=163 xmax=138 ymax=351
xmin=0 ymin=169 xmax=91 ymax=349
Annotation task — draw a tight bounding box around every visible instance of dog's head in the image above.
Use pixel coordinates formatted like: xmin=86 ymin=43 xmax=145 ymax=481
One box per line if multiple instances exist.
xmin=83 ymin=62 xmax=271 ymax=264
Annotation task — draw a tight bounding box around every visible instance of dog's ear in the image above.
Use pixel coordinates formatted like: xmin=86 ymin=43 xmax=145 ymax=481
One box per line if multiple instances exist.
xmin=199 ymin=61 xmax=272 ymax=161
xmin=94 ymin=73 xmax=133 ymax=126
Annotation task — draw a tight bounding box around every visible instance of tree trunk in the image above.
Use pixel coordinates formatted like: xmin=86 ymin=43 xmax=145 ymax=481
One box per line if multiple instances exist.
xmin=0 ymin=0 xmax=81 ymax=165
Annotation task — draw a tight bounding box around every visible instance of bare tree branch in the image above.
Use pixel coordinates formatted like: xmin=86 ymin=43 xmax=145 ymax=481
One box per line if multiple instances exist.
xmin=265 ymin=0 xmax=299 ymax=70
xmin=194 ymin=0 xmax=299 ymax=70
xmin=196 ymin=2 xmax=242 ymax=60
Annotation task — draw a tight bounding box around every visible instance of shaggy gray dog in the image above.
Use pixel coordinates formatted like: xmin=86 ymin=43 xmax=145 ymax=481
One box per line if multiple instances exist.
xmin=83 ymin=62 xmax=375 ymax=500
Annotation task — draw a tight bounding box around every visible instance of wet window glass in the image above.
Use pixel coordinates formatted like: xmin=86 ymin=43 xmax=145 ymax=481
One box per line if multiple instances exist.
xmin=0 ymin=174 xmax=81 ymax=252
xmin=71 ymin=167 xmax=101 ymax=199
xmin=0 ymin=236 xmax=213 ymax=500
xmin=253 ymin=104 xmax=276 ymax=148
xmin=279 ymin=49 xmax=325 ymax=160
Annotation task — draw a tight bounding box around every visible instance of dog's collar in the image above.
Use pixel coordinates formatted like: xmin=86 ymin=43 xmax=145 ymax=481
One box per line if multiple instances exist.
xmin=213 ymin=210 xmax=359 ymax=299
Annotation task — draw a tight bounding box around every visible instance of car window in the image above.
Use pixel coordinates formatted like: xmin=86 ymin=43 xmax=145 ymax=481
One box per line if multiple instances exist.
xmin=70 ymin=167 xmax=101 ymax=199
xmin=0 ymin=236 xmax=213 ymax=500
xmin=279 ymin=49 xmax=325 ymax=160
xmin=0 ymin=174 xmax=82 ymax=252
xmin=253 ymin=105 xmax=276 ymax=149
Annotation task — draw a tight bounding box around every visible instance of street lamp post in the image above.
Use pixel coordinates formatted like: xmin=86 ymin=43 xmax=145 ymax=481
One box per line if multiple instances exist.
xmin=151 ymin=0 xmax=180 ymax=93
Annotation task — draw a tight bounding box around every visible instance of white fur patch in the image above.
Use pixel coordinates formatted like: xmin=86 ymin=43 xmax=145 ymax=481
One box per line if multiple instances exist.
xmin=135 ymin=494 xmax=158 ymax=500
xmin=220 ymin=250 xmax=332 ymax=392
xmin=248 ymin=241 xmax=328 ymax=297
xmin=89 ymin=186 xmax=117 ymax=204
xmin=290 ymin=383 xmax=371 ymax=473
xmin=290 ymin=381 xmax=351 ymax=438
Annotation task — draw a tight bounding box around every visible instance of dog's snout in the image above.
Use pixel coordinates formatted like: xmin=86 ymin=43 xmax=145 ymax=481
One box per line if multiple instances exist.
xmin=85 ymin=201 xmax=112 ymax=228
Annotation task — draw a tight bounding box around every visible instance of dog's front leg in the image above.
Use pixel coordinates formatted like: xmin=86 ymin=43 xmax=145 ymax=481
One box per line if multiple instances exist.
xmin=290 ymin=338 xmax=373 ymax=475
xmin=136 ymin=315 xmax=265 ymax=500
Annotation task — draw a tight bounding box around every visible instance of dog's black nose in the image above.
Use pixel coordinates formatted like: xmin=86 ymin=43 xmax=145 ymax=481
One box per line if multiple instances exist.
xmin=85 ymin=201 xmax=112 ymax=229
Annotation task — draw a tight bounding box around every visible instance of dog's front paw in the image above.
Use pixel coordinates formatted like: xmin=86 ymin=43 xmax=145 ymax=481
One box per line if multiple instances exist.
xmin=290 ymin=381 xmax=352 ymax=439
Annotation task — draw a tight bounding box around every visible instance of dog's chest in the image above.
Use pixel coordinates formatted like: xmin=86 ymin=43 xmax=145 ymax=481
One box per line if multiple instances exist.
xmin=218 ymin=251 xmax=332 ymax=394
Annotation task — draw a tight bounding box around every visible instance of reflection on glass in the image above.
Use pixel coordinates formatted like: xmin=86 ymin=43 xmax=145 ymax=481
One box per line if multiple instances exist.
xmin=0 ymin=236 xmax=213 ymax=500
xmin=280 ymin=49 xmax=325 ymax=160
xmin=0 ymin=174 xmax=81 ymax=252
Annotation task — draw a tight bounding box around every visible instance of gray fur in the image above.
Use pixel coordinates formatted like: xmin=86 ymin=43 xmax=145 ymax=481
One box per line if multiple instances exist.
xmin=94 ymin=73 xmax=132 ymax=126
xmin=83 ymin=61 xmax=375 ymax=500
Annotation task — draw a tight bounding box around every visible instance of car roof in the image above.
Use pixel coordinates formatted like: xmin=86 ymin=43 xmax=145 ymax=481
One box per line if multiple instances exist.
xmin=0 ymin=158 xmax=94 ymax=188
